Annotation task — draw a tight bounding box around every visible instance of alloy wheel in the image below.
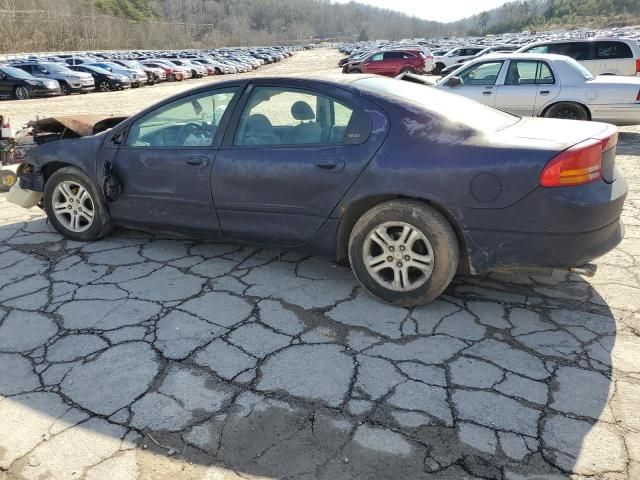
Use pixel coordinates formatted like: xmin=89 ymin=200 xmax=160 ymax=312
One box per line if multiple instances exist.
xmin=362 ymin=221 xmax=434 ymax=292
xmin=15 ymin=86 xmax=28 ymax=99
xmin=52 ymin=181 xmax=95 ymax=233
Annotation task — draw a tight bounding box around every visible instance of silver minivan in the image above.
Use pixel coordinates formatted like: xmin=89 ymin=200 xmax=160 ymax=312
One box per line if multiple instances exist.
xmin=518 ymin=38 xmax=640 ymax=76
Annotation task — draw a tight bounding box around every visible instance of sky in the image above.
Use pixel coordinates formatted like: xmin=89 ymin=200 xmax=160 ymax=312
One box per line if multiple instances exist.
xmin=332 ymin=0 xmax=508 ymax=23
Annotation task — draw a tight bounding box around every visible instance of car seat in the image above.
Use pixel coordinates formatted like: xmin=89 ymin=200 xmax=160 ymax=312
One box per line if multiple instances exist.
xmin=243 ymin=114 xmax=281 ymax=145
xmin=282 ymin=101 xmax=322 ymax=144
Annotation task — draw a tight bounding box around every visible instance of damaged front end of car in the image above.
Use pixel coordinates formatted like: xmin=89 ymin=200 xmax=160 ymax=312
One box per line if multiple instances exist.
xmin=7 ymin=114 xmax=127 ymax=209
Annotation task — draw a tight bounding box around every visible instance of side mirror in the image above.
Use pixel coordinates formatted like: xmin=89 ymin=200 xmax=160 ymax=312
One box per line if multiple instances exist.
xmin=445 ymin=76 xmax=462 ymax=87
xmin=42 ymin=70 xmax=49 ymax=75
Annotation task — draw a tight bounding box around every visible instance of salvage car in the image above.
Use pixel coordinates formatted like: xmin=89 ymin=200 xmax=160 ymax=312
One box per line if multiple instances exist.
xmin=68 ymin=64 xmax=131 ymax=92
xmin=437 ymin=53 xmax=640 ymax=125
xmin=7 ymin=76 xmax=627 ymax=306
xmin=0 ymin=66 xmax=61 ymax=99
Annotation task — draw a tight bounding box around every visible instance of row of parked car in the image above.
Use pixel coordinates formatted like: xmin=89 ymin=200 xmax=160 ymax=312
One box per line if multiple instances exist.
xmin=338 ymin=26 xmax=640 ymax=78
xmin=0 ymin=46 xmax=295 ymax=100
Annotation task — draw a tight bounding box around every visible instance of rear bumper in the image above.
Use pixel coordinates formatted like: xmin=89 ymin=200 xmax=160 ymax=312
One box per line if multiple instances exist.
xmin=461 ymin=175 xmax=628 ymax=273
xmin=591 ymin=105 xmax=640 ymax=126
xmin=464 ymin=219 xmax=625 ymax=274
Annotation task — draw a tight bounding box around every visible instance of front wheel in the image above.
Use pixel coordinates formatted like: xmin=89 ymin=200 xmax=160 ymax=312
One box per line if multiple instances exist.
xmin=543 ymin=102 xmax=589 ymax=121
xmin=14 ymin=86 xmax=29 ymax=100
xmin=98 ymin=80 xmax=111 ymax=92
xmin=348 ymin=200 xmax=459 ymax=307
xmin=44 ymin=167 xmax=112 ymax=242
xmin=60 ymin=83 xmax=72 ymax=95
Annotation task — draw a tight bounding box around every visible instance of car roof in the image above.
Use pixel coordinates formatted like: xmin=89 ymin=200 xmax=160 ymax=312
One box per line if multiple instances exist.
xmin=472 ymin=52 xmax=571 ymax=62
xmin=523 ymin=37 xmax=636 ymax=45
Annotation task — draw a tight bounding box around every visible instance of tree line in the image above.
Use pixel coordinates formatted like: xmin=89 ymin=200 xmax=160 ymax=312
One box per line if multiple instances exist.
xmin=1 ymin=0 xmax=639 ymax=54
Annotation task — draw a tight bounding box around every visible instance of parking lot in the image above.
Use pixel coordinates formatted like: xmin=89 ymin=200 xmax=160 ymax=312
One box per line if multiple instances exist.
xmin=1 ymin=48 xmax=640 ymax=479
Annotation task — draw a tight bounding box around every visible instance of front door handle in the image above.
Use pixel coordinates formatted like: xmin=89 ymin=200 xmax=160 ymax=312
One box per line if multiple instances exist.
xmin=482 ymin=91 xmax=493 ymax=95
xmin=539 ymin=90 xmax=551 ymax=95
xmin=186 ymin=156 xmax=209 ymax=166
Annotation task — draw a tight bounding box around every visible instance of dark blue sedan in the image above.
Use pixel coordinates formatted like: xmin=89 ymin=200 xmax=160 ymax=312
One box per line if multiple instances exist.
xmin=12 ymin=75 xmax=627 ymax=306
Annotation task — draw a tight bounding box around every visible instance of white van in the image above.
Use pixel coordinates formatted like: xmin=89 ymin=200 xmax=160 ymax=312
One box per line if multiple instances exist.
xmin=517 ymin=38 xmax=640 ymax=76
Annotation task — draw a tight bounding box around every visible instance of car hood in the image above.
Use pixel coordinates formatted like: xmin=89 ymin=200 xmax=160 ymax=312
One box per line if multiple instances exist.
xmin=26 ymin=115 xmax=129 ymax=141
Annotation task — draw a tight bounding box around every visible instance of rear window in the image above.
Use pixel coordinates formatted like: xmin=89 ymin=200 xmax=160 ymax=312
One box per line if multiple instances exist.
xmin=354 ymin=76 xmax=518 ymax=132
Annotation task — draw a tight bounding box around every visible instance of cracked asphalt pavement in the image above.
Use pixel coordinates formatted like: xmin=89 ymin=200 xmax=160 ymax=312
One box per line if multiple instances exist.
xmin=1 ymin=51 xmax=640 ymax=480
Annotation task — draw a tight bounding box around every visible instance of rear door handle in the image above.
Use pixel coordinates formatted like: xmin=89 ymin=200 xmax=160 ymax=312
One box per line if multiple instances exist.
xmin=316 ymin=159 xmax=343 ymax=171
xmin=482 ymin=91 xmax=493 ymax=95
xmin=186 ymin=156 xmax=209 ymax=166
xmin=540 ymin=90 xmax=551 ymax=95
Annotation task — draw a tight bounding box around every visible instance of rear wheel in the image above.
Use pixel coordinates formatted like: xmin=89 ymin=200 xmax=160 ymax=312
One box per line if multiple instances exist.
xmin=348 ymin=200 xmax=459 ymax=307
xmin=433 ymin=62 xmax=445 ymax=74
xmin=44 ymin=167 xmax=112 ymax=242
xmin=544 ymin=102 xmax=589 ymax=121
xmin=400 ymin=67 xmax=415 ymax=74
xmin=14 ymin=86 xmax=29 ymax=100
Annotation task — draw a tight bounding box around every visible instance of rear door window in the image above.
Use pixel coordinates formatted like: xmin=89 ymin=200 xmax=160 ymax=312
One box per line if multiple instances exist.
xmin=384 ymin=52 xmax=405 ymax=60
xmin=550 ymin=42 xmax=593 ymax=61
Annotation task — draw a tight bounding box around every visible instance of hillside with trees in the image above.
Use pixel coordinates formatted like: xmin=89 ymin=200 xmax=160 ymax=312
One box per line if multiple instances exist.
xmin=0 ymin=0 xmax=639 ymax=54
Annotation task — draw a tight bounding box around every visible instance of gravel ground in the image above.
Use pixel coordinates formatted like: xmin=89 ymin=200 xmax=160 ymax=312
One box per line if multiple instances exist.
xmin=0 ymin=49 xmax=639 ymax=480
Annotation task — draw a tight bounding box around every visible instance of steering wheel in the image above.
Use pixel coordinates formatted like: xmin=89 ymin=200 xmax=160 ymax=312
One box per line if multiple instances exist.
xmin=177 ymin=122 xmax=208 ymax=145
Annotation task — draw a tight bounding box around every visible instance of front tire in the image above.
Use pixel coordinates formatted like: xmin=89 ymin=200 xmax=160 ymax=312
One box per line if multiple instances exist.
xmin=60 ymin=82 xmax=72 ymax=95
xmin=14 ymin=86 xmax=29 ymax=100
xmin=544 ymin=102 xmax=589 ymax=121
xmin=348 ymin=200 xmax=459 ymax=307
xmin=98 ymin=80 xmax=111 ymax=92
xmin=44 ymin=167 xmax=112 ymax=242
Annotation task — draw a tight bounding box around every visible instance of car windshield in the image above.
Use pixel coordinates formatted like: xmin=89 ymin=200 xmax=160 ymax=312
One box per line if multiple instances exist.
xmin=567 ymin=58 xmax=595 ymax=80
xmin=0 ymin=66 xmax=32 ymax=79
xmin=40 ymin=62 xmax=72 ymax=73
xmin=354 ymin=76 xmax=519 ymax=132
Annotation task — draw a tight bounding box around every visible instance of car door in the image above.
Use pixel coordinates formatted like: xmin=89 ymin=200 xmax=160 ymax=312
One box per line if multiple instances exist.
xmin=107 ymin=86 xmax=241 ymax=234
xmin=444 ymin=60 xmax=504 ymax=106
xmin=363 ymin=52 xmax=385 ymax=74
xmin=382 ymin=51 xmax=404 ymax=76
xmin=211 ymin=81 xmax=387 ymax=246
xmin=494 ymin=60 xmax=543 ymax=116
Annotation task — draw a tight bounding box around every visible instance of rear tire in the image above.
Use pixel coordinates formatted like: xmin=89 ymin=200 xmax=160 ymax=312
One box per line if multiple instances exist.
xmin=44 ymin=166 xmax=112 ymax=242
xmin=544 ymin=102 xmax=589 ymax=121
xmin=400 ymin=67 xmax=415 ymax=74
xmin=433 ymin=62 xmax=445 ymax=74
xmin=348 ymin=200 xmax=459 ymax=307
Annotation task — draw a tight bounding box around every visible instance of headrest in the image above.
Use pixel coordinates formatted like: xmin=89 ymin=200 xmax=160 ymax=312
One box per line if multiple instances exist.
xmin=291 ymin=101 xmax=315 ymax=121
xmin=246 ymin=114 xmax=272 ymax=132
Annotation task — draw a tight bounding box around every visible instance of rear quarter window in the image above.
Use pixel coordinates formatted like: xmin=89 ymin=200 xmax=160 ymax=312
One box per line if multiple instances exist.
xmin=596 ymin=41 xmax=633 ymax=59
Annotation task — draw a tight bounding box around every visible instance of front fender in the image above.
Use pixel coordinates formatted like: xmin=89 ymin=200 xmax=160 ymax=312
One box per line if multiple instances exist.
xmin=27 ymin=135 xmax=104 ymax=182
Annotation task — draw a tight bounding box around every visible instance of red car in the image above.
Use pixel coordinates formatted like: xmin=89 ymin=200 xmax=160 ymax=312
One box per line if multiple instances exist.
xmin=343 ymin=50 xmax=427 ymax=76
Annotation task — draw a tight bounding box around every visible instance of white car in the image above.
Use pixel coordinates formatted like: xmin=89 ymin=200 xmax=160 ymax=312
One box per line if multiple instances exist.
xmin=433 ymin=46 xmax=486 ymax=73
xmin=517 ymin=38 xmax=640 ymax=76
xmin=436 ymin=53 xmax=640 ymax=126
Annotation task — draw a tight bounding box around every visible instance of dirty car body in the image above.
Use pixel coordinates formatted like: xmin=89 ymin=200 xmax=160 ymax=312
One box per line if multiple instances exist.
xmin=11 ymin=75 xmax=627 ymax=305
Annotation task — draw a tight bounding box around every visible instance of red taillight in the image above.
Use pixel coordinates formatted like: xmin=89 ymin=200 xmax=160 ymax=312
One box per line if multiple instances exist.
xmin=636 ymin=89 xmax=640 ymax=102
xmin=636 ymin=58 xmax=640 ymax=73
xmin=540 ymin=131 xmax=617 ymax=187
